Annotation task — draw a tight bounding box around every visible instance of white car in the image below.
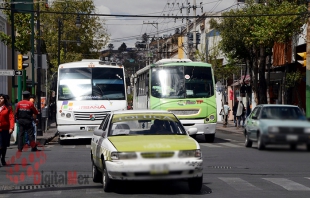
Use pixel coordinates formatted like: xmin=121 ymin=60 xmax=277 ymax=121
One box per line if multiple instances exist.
xmin=90 ymin=110 xmax=203 ymax=192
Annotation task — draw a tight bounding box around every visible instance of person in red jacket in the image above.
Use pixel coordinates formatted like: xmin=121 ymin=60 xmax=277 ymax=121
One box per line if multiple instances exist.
xmin=0 ymin=94 xmax=15 ymax=166
xmin=15 ymin=91 xmax=39 ymax=152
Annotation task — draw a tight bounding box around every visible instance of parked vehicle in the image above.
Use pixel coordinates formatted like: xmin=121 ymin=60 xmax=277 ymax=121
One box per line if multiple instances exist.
xmin=244 ymin=104 xmax=310 ymax=151
xmin=90 ymin=110 xmax=203 ymax=192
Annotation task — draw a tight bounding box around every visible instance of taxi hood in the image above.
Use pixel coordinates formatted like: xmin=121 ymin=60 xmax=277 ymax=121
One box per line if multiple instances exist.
xmin=108 ymin=135 xmax=198 ymax=152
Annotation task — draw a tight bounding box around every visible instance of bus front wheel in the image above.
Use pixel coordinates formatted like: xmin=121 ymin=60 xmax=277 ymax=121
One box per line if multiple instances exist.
xmin=205 ymin=134 xmax=215 ymax=143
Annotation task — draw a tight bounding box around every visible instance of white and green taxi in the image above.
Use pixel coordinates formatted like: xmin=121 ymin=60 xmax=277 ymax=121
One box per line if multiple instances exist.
xmin=91 ymin=110 xmax=203 ymax=192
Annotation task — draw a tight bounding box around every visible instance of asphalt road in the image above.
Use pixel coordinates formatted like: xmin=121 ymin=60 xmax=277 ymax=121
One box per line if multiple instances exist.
xmin=1 ymin=130 xmax=310 ymax=198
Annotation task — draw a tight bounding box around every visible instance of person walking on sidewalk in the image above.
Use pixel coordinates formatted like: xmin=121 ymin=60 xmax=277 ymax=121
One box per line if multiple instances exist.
xmin=0 ymin=94 xmax=15 ymax=166
xmin=15 ymin=91 xmax=39 ymax=152
xmin=236 ymin=100 xmax=245 ymax=129
xmin=223 ymin=102 xmax=231 ymax=127
xmin=232 ymin=100 xmax=239 ymax=127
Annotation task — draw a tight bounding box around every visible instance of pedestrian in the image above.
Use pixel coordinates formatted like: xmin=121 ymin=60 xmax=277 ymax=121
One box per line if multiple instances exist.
xmin=49 ymin=102 xmax=56 ymax=121
xmin=25 ymin=95 xmax=38 ymax=145
xmin=232 ymin=100 xmax=239 ymax=127
xmin=15 ymin=91 xmax=39 ymax=152
xmin=236 ymin=100 xmax=245 ymax=129
xmin=223 ymin=102 xmax=230 ymax=127
xmin=0 ymin=93 xmax=15 ymax=166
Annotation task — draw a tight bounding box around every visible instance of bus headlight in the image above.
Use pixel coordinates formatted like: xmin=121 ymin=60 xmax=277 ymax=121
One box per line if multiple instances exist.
xmin=209 ymin=115 xmax=215 ymax=120
xmin=66 ymin=113 xmax=71 ymax=118
xmin=61 ymin=112 xmax=65 ymax=117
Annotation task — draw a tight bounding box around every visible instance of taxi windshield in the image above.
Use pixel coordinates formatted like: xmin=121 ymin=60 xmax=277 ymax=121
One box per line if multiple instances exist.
xmin=109 ymin=113 xmax=187 ymax=136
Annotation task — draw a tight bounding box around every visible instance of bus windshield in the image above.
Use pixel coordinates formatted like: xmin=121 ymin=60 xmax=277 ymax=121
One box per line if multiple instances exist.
xmin=58 ymin=67 xmax=125 ymax=101
xmin=151 ymin=66 xmax=214 ymax=99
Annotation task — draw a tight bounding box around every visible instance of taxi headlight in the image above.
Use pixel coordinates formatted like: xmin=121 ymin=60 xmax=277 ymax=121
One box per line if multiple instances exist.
xmin=61 ymin=112 xmax=65 ymax=117
xmin=111 ymin=152 xmax=137 ymax=160
xmin=268 ymin=126 xmax=279 ymax=133
xmin=66 ymin=113 xmax=71 ymax=118
xmin=178 ymin=149 xmax=201 ymax=158
xmin=304 ymin=128 xmax=310 ymax=134
xmin=209 ymin=115 xmax=215 ymax=120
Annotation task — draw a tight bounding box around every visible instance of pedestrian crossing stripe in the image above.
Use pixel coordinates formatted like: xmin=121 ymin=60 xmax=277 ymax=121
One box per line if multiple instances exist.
xmin=217 ymin=177 xmax=310 ymax=191
xmin=219 ymin=177 xmax=262 ymax=191
xmin=263 ymin=178 xmax=310 ymax=191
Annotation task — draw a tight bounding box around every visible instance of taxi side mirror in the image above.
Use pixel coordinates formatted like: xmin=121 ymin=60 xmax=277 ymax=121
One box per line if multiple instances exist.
xmin=94 ymin=130 xmax=106 ymax=138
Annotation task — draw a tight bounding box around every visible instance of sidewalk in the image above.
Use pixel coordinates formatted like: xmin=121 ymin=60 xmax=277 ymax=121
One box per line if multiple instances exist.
xmin=36 ymin=119 xmax=58 ymax=145
xmin=216 ymin=120 xmax=244 ymax=135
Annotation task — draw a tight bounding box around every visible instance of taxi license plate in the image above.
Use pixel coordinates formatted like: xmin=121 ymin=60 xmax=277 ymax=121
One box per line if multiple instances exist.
xmin=150 ymin=164 xmax=169 ymax=175
xmin=87 ymin=126 xmax=96 ymax=131
xmin=286 ymin=135 xmax=298 ymax=141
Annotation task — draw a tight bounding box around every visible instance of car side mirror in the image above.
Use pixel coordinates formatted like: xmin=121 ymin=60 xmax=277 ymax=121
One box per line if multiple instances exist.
xmin=93 ymin=130 xmax=106 ymax=138
xmin=187 ymin=128 xmax=198 ymax=136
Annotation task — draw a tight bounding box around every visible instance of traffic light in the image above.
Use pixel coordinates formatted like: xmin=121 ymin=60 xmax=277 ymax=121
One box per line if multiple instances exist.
xmin=187 ymin=32 xmax=193 ymax=44
xmin=17 ymin=54 xmax=29 ymax=70
xmin=196 ymin=32 xmax=201 ymax=44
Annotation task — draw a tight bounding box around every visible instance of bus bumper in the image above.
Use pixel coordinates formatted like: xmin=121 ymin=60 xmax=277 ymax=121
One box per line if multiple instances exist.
xmin=181 ymin=121 xmax=216 ymax=135
xmin=58 ymin=125 xmax=98 ymax=140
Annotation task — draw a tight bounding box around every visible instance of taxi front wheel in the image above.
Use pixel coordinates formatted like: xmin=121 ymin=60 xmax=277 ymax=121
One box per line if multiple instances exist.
xmin=102 ymin=162 xmax=114 ymax=192
xmin=188 ymin=176 xmax=203 ymax=193
xmin=92 ymin=162 xmax=101 ymax=183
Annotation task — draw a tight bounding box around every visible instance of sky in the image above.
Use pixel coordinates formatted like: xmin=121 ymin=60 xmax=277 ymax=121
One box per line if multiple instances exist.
xmin=92 ymin=0 xmax=240 ymax=49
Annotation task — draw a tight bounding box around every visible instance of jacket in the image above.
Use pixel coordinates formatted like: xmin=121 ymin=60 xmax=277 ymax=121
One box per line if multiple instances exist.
xmin=0 ymin=105 xmax=15 ymax=132
xmin=15 ymin=99 xmax=38 ymax=121
xmin=236 ymin=101 xmax=244 ymax=117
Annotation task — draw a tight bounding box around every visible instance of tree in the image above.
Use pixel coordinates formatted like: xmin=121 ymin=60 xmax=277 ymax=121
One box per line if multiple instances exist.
xmin=0 ymin=1 xmax=33 ymax=54
xmin=209 ymin=0 xmax=306 ymax=104
xmin=40 ymin=0 xmax=109 ymax=73
xmin=118 ymin=42 xmax=127 ymax=52
xmin=108 ymin=43 xmax=114 ymax=51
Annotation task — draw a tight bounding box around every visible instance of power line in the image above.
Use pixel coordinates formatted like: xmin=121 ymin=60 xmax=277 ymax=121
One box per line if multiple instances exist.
xmin=0 ymin=7 xmax=305 ymax=18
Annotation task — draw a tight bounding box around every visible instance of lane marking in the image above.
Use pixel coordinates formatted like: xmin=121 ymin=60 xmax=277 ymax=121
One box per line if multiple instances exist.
xmin=219 ymin=177 xmax=261 ymax=191
xmin=34 ymin=191 xmax=62 ymax=196
xmin=200 ymin=144 xmax=221 ymax=147
xmin=62 ymin=146 xmax=76 ymax=148
xmin=263 ymin=178 xmax=310 ymax=191
xmin=218 ymin=143 xmax=242 ymax=147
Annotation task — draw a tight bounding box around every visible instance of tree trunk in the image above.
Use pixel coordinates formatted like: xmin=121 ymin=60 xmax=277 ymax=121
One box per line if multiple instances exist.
xmin=253 ymin=48 xmax=259 ymax=105
xmin=266 ymin=52 xmax=271 ymax=104
xmin=258 ymin=46 xmax=267 ymax=104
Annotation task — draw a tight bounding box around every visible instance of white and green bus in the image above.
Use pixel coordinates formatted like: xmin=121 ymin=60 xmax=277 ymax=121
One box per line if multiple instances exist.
xmin=132 ymin=59 xmax=217 ymax=142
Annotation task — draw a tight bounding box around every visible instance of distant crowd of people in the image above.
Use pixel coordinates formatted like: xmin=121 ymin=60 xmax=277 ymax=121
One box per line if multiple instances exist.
xmin=221 ymin=99 xmax=250 ymax=129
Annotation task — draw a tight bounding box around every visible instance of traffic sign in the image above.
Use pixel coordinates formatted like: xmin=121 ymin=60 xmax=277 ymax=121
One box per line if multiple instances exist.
xmin=0 ymin=69 xmax=14 ymax=76
xmin=14 ymin=70 xmax=23 ymax=76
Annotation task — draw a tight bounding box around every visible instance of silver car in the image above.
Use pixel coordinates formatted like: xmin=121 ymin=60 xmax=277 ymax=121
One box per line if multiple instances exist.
xmin=244 ymin=104 xmax=310 ymax=150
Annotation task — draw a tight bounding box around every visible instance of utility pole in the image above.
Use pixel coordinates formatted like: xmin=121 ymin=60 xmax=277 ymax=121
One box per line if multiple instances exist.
xmin=179 ymin=1 xmax=203 ymax=59
xmin=307 ymin=1 xmax=310 ymax=117
xmin=143 ymin=21 xmax=159 ymax=60
xmin=193 ymin=0 xmax=197 ymax=52
xmin=36 ymin=3 xmax=43 ymax=136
